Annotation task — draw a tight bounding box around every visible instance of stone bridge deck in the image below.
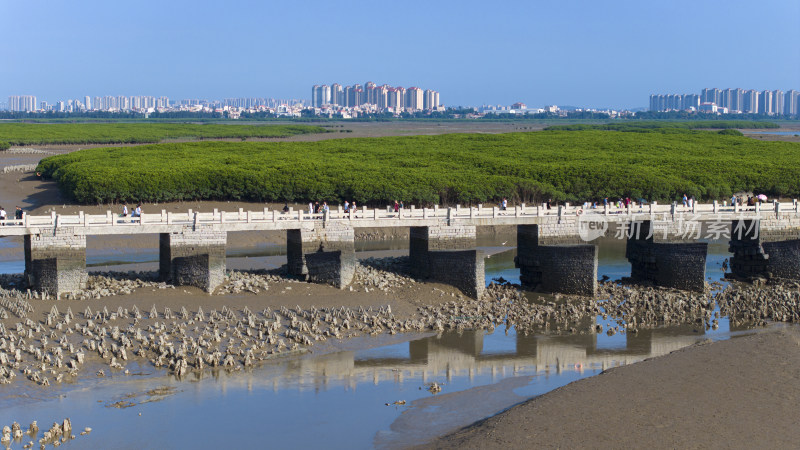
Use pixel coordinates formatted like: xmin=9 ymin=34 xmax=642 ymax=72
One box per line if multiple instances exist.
xmin=1 ymin=201 xmax=798 ymax=237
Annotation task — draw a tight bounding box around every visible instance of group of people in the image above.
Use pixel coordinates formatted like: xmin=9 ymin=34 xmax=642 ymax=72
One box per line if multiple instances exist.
xmin=0 ymin=206 xmax=24 ymax=224
xmin=121 ymin=203 xmax=142 ymax=218
xmin=731 ymin=194 xmax=768 ymax=207
xmin=309 ymin=201 xmax=331 ymax=214
xmin=296 ymin=200 xmax=410 ymax=216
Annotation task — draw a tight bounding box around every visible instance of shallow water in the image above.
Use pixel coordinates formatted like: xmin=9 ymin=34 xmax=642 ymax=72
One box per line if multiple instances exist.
xmin=0 ymin=235 xmax=755 ymax=448
xmin=747 ymin=131 xmax=800 ymax=136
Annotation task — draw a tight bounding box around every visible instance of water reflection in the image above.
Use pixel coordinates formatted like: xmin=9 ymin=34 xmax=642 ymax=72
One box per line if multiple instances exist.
xmin=0 ymin=234 xmax=759 ymax=449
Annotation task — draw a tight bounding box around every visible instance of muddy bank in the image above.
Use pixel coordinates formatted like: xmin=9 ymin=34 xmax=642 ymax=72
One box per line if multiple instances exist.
xmin=426 ymin=325 xmax=800 ymax=449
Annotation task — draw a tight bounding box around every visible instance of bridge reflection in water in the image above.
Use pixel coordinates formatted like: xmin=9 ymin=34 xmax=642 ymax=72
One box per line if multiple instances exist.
xmin=199 ymin=319 xmax=749 ymax=395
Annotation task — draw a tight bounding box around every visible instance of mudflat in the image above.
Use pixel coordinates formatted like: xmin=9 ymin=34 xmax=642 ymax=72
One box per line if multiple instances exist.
xmin=427 ymin=326 xmax=800 ymax=449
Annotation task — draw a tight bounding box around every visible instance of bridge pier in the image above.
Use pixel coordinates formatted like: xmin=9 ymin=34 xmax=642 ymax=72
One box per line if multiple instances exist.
xmin=729 ymin=220 xmax=800 ymax=279
xmin=515 ymin=225 xmax=597 ymax=296
xmin=24 ymin=230 xmax=88 ymax=296
xmin=626 ymin=221 xmax=707 ymax=291
xmin=159 ymin=229 xmax=226 ymax=293
xmin=286 ymin=223 xmax=355 ymax=288
xmin=409 ymin=225 xmax=485 ymax=298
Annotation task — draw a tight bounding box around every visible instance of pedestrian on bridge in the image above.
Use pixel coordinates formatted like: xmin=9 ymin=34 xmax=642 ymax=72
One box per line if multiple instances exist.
xmin=0 ymin=207 xmax=6 ymax=225
xmin=394 ymin=201 xmax=399 ymax=213
xmin=122 ymin=204 xmax=128 ymax=217
xmin=15 ymin=206 xmax=23 ymax=221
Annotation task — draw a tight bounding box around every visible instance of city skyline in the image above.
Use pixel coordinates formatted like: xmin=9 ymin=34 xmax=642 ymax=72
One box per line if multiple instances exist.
xmin=2 ymin=0 xmax=798 ymax=109
xmin=649 ymin=87 xmax=800 ymax=116
xmin=311 ymin=82 xmax=440 ymax=112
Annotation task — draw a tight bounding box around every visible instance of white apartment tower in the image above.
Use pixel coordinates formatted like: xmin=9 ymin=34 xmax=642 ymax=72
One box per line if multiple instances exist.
xmin=8 ymin=95 xmax=37 ymax=112
xmin=785 ymin=90 xmax=799 ymax=116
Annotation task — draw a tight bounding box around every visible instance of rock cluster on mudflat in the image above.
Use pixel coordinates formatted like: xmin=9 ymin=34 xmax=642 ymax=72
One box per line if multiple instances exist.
xmin=0 ymin=257 xmax=797 ymax=387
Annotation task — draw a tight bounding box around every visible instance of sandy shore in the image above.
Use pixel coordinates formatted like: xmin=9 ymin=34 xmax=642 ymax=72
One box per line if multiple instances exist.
xmin=426 ymin=325 xmax=800 ymax=449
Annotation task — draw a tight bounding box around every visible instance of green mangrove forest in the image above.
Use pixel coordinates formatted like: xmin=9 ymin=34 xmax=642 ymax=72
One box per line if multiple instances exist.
xmin=37 ymin=127 xmax=800 ymax=205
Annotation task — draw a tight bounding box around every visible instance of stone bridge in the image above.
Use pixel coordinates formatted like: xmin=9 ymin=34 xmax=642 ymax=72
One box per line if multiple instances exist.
xmin=2 ymin=201 xmax=800 ymax=297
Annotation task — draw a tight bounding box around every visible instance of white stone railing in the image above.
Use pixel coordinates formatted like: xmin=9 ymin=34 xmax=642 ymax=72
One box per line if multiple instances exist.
xmin=1 ymin=200 xmax=798 ymax=233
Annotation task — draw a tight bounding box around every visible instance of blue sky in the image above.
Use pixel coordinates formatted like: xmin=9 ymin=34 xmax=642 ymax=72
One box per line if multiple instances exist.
xmin=2 ymin=0 xmax=799 ymax=109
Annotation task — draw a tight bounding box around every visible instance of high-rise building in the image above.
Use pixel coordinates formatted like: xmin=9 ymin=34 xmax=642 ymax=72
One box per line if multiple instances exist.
xmin=719 ymin=89 xmax=731 ymax=109
xmin=719 ymin=88 xmax=744 ymax=111
xmin=772 ymin=90 xmax=784 ymax=115
xmin=344 ymin=85 xmax=363 ymax=107
xmin=364 ymin=81 xmax=377 ymax=105
xmin=387 ymin=88 xmax=402 ymax=110
xmin=331 ymin=84 xmax=343 ymax=106
xmin=405 ymin=87 xmax=424 ymax=110
xmin=311 ymin=85 xmax=332 ymax=107
xmin=649 ymin=94 xmax=664 ymax=111
xmin=742 ymin=90 xmax=759 ymax=113
xmin=682 ymin=94 xmax=700 ymax=110
xmin=312 ymin=81 xmax=440 ymax=112
xmin=786 ymin=90 xmax=799 ymax=116
xmin=759 ymin=90 xmax=774 ymax=114
xmin=376 ymin=85 xmax=389 ymax=109
xmin=701 ymin=88 xmax=720 ymax=105
xmin=732 ymin=88 xmax=744 ymax=112
xmin=424 ymin=89 xmax=437 ymax=109
xmin=8 ymin=95 xmax=37 ymax=112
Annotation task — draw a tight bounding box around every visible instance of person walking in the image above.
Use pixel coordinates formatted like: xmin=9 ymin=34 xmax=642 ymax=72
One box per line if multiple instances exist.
xmin=343 ymin=201 xmax=349 ymax=213
xmin=122 ymin=204 xmax=128 ymax=217
xmin=133 ymin=203 xmax=142 ymax=218
xmin=682 ymin=194 xmax=688 ymax=207
xmin=308 ymin=202 xmax=313 ymax=215
xmin=393 ymin=201 xmax=399 ymax=213
xmin=15 ymin=206 xmax=23 ymax=222
xmin=0 ymin=206 xmax=6 ymax=225
xmin=501 ymin=197 xmax=508 ymax=211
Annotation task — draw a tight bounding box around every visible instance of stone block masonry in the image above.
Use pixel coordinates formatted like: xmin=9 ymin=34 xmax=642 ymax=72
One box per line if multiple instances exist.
xmin=159 ymin=228 xmax=226 ymax=293
xmin=409 ymin=225 xmax=476 ymax=277
xmin=305 ymin=250 xmax=356 ymax=289
xmin=729 ymin=220 xmax=800 ymax=280
xmin=762 ymin=240 xmax=800 ymax=279
xmin=24 ymin=229 xmax=87 ymax=295
xmin=428 ymin=250 xmax=485 ymax=299
xmin=408 ymin=225 xmax=485 ymax=298
xmin=287 ymin=222 xmax=355 ymax=278
xmin=626 ymin=221 xmax=707 ymax=291
xmin=515 ymin=225 xmax=597 ymax=296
